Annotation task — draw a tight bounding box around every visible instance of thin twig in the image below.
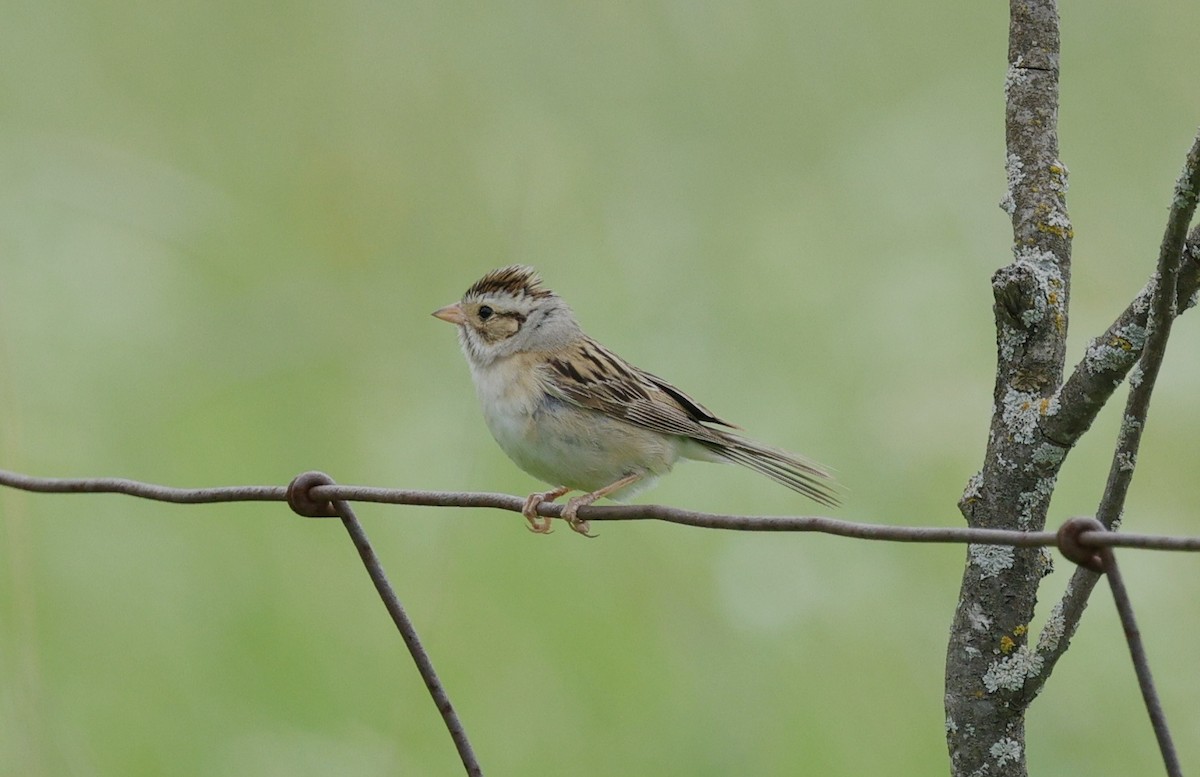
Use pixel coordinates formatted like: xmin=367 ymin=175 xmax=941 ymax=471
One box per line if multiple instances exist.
xmin=1043 ymin=227 xmax=1200 ymax=448
xmin=1096 ymin=127 xmax=1200 ymax=530
xmin=1099 ymin=545 xmax=1182 ymax=777
xmin=1032 ymin=127 xmax=1200 ymax=697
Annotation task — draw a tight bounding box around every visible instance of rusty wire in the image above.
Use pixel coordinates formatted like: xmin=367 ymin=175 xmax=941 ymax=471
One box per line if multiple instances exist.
xmin=5 ymin=467 xmax=1200 ymax=551
xmin=1 ymin=466 xmax=1195 ymax=776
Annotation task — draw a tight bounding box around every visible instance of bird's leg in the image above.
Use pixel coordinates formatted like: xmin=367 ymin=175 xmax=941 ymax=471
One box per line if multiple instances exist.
xmin=561 ymin=472 xmax=642 ymax=538
xmin=522 ymin=486 xmax=570 ymax=534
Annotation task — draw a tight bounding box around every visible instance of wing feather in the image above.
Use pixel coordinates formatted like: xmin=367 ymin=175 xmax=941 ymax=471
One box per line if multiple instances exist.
xmin=541 ymin=338 xmax=729 ymax=442
xmin=540 ymin=336 xmax=839 ymax=506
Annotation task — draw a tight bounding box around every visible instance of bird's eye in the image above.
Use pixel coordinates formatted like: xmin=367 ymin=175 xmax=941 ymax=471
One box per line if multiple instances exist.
xmin=478 ymin=305 xmax=494 ymax=320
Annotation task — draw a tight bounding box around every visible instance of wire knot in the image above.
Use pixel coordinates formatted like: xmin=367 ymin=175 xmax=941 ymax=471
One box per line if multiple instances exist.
xmin=286 ymin=471 xmax=338 ymax=518
xmin=1056 ymin=516 xmax=1106 ymax=573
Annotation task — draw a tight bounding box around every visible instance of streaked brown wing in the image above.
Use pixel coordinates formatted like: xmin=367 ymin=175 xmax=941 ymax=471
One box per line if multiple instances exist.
xmin=538 ymin=337 xmax=840 ymax=507
xmin=540 ymin=337 xmax=730 ymax=443
xmin=638 ymin=370 xmax=738 ymax=429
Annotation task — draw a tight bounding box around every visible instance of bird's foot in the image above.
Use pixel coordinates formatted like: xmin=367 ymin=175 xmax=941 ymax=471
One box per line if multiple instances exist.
xmin=561 ymin=496 xmax=599 ymax=538
xmin=522 ymin=486 xmax=570 ymax=534
xmin=558 ymin=472 xmax=644 ymax=538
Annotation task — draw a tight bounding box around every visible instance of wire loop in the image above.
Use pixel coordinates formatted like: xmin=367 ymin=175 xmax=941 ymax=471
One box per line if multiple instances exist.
xmin=1056 ymin=516 xmax=1106 ymax=573
xmin=286 ymin=470 xmax=338 ymax=518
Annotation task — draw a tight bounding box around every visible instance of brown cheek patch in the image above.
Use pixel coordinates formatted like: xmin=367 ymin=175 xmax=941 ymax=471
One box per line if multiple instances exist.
xmin=480 ymin=314 xmax=522 ymax=343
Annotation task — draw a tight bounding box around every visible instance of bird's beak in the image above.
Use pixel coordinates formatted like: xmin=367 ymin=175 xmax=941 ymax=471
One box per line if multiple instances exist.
xmin=432 ymin=303 xmax=467 ymax=325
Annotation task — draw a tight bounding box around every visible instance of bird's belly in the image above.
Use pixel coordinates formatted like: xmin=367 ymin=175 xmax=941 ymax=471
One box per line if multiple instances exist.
xmin=483 ymin=397 xmax=677 ymax=496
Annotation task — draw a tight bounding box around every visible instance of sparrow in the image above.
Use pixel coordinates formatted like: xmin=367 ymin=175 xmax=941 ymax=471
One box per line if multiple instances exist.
xmin=434 ymin=266 xmax=837 ymax=536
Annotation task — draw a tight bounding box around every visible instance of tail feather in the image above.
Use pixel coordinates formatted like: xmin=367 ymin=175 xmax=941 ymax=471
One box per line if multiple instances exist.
xmin=701 ymin=435 xmax=840 ymax=508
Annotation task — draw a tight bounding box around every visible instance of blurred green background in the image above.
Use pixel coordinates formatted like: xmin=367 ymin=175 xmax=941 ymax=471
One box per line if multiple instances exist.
xmin=2 ymin=1 xmax=1199 ymax=775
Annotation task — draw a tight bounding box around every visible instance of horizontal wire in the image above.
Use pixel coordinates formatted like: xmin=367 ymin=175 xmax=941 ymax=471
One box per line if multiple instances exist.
xmin=0 ymin=470 xmax=286 ymax=502
xmin=2 ymin=467 xmax=1199 ymax=553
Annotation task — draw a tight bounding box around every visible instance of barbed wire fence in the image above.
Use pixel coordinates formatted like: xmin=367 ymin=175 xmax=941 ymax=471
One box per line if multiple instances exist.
xmin=0 ymin=465 xmax=1197 ymax=776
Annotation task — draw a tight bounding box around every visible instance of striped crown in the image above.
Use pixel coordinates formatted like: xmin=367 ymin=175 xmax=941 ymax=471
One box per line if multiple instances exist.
xmin=464 ymin=265 xmax=553 ymax=301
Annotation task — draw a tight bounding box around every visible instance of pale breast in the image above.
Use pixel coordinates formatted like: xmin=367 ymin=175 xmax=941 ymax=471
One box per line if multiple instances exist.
xmin=471 ymin=353 xmax=681 ymax=494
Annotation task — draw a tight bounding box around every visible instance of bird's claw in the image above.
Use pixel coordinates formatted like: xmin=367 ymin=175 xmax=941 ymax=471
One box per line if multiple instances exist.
xmin=524 ymin=515 xmax=554 ymax=534
xmin=519 ymin=488 xmax=598 ymax=537
xmin=522 ymin=487 xmax=569 ymax=534
xmin=561 ymin=499 xmax=598 ymax=538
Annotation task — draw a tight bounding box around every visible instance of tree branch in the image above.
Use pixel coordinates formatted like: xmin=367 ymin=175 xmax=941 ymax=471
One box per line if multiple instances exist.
xmin=1025 ymin=129 xmax=1200 ymax=703
xmin=946 ymin=2 xmax=1069 ymax=775
xmin=1042 ymin=223 xmax=1200 ymax=448
xmin=946 ymin=2 xmax=1200 ymax=770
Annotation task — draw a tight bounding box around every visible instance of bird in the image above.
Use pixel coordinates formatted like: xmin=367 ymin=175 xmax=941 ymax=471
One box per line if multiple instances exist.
xmin=433 ymin=265 xmax=838 ymax=536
